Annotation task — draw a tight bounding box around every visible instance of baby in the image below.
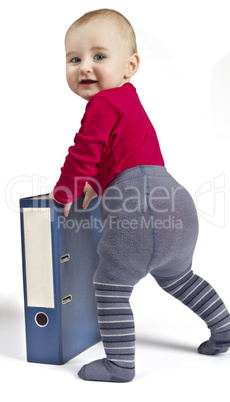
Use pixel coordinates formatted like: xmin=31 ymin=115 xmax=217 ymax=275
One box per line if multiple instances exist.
xmin=50 ymin=9 xmax=230 ymax=382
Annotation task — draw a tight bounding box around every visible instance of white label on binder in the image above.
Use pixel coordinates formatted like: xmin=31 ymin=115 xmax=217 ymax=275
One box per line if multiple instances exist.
xmin=23 ymin=208 xmax=55 ymax=308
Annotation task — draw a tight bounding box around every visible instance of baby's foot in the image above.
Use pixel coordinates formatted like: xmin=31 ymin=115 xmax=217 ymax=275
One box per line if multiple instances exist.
xmin=198 ymin=334 xmax=230 ymax=355
xmin=78 ymin=358 xmax=135 ymax=383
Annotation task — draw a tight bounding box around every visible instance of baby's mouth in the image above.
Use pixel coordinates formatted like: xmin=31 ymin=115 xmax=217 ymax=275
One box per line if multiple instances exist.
xmin=80 ymin=79 xmax=97 ymax=85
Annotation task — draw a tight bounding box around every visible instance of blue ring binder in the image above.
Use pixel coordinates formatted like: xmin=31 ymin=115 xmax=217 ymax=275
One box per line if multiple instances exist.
xmin=20 ymin=194 xmax=102 ymax=365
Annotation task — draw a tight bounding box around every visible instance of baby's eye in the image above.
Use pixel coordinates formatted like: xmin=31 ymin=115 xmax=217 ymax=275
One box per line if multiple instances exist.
xmin=71 ymin=57 xmax=81 ymax=64
xmin=94 ymin=54 xmax=105 ymax=61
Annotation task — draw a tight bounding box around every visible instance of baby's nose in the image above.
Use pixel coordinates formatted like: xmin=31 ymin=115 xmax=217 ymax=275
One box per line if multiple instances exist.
xmin=79 ymin=59 xmax=93 ymax=74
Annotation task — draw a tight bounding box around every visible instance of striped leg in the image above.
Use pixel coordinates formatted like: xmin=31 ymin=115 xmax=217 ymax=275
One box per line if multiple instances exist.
xmin=78 ymin=282 xmax=135 ymax=382
xmin=154 ymin=270 xmax=230 ymax=355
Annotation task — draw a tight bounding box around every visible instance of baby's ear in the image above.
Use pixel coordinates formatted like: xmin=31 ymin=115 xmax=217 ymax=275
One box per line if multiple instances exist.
xmin=125 ymin=53 xmax=140 ymax=78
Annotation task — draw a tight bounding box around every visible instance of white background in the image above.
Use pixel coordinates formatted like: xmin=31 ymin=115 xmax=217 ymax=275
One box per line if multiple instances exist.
xmin=1 ymin=0 xmax=230 ymax=400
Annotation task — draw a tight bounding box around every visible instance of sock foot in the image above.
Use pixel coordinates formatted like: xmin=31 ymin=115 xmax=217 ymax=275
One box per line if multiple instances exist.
xmin=78 ymin=358 xmax=135 ymax=383
xmin=198 ymin=334 xmax=230 ymax=355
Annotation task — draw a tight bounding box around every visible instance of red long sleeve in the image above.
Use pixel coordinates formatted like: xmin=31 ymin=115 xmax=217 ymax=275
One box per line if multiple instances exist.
xmin=53 ymin=97 xmax=122 ymax=203
xmin=53 ymin=83 xmax=164 ymax=204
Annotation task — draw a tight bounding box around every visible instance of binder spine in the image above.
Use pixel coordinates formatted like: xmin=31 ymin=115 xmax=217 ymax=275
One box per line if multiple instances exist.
xmin=20 ymin=199 xmax=63 ymax=364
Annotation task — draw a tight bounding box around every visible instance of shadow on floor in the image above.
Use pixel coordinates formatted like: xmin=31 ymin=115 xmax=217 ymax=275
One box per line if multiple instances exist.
xmin=137 ymin=335 xmax=197 ymax=354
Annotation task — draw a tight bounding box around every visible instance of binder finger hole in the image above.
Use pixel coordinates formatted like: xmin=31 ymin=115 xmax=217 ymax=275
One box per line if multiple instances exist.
xmin=35 ymin=312 xmax=49 ymax=327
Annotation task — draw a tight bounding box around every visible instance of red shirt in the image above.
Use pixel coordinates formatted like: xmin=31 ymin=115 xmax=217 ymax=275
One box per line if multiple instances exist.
xmin=53 ymin=83 xmax=164 ymax=204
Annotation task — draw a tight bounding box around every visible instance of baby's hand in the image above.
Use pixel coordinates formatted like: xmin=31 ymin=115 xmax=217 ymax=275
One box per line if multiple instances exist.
xmin=48 ymin=191 xmax=72 ymax=218
xmin=48 ymin=182 xmax=97 ymax=217
xmin=82 ymin=182 xmax=98 ymax=210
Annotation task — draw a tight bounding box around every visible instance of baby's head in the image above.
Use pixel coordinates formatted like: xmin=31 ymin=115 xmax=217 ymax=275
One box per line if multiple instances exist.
xmin=65 ymin=9 xmax=140 ymax=100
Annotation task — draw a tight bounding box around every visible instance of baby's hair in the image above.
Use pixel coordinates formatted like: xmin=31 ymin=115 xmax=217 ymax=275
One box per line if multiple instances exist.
xmin=66 ymin=8 xmax=137 ymax=55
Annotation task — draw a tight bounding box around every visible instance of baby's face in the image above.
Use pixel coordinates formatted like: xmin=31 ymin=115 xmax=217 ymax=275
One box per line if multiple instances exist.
xmin=65 ymin=21 xmax=133 ymax=100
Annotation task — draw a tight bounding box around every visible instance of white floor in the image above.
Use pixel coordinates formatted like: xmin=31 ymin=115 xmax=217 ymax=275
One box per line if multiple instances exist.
xmin=1 ymin=275 xmax=229 ymax=402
